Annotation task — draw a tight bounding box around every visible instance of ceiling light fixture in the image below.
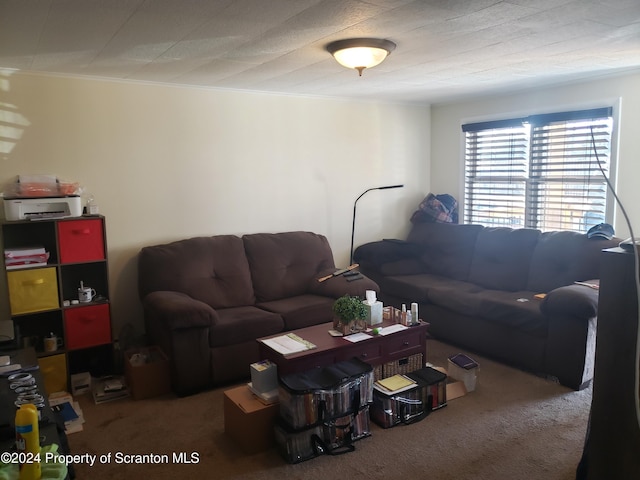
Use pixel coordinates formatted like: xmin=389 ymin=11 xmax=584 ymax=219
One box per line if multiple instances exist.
xmin=326 ymin=38 xmax=396 ymax=76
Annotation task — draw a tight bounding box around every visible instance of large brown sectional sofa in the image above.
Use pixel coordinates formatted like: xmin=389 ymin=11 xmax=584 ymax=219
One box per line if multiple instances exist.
xmin=354 ymin=222 xmax=619 ymax=390
xmin=138 ymin=231 xmax=379 ymax=395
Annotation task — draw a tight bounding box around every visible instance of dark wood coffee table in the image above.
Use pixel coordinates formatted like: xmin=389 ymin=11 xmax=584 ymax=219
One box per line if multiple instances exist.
xmin=257 ymin=320 xmax=429 ymax=377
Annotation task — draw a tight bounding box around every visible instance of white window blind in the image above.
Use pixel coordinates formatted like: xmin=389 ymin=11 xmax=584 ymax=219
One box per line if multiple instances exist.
xmin=463 ymin=108 xmax=613 ymax=232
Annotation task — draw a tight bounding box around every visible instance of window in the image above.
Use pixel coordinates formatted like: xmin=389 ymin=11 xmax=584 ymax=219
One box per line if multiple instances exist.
xmin=463 ymin=107 xmax=613 ymax=232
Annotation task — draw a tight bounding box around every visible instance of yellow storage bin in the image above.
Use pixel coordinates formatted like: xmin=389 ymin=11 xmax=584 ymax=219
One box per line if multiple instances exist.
xmin=7 ymin=267 xmax=59 ymax=315
xmin=38 ymin=354 xmax=68 ymax=395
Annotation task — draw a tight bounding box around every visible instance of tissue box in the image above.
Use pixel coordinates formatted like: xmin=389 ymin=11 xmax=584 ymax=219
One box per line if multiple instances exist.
xmin=447 ymin=353 xmax=479 ymax=392
xmin=365 ymin=301 xmax=383 ymax=325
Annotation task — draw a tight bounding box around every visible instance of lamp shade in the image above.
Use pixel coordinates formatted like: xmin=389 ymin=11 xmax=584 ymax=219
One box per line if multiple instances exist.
xmin=327 ymin=38 xmax=396 ymax=76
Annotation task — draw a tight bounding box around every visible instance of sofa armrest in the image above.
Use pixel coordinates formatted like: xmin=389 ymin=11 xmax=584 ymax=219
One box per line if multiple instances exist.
xmin=541 ymin=281 xmax=600 ymax=390
xmin=309 ymin=268 xmax=380 ymax=299
xmin=142 ymin=290 xmax=219 ymax=331
xmin=353 ymin=239 xmax=420 ymax=271
xmin=540 ymin=281 xmax=600 ymax=319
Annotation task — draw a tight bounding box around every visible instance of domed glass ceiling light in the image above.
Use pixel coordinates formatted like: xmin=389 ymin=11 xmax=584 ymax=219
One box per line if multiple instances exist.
xmin=326 ymin=38 xmax=396 ymax=76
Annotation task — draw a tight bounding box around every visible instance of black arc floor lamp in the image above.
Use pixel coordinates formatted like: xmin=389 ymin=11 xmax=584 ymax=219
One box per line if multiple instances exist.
xmin=350 ymin=184 xmax=404 ymax=265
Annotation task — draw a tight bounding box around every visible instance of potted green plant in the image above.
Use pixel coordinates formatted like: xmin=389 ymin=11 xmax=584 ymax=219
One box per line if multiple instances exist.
xmin=332 ymin=295 xmax=367 ymax=335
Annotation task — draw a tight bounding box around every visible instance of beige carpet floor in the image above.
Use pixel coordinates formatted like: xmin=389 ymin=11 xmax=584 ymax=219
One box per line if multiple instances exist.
xmin=67 ymin=339 xmax=590 ymax=479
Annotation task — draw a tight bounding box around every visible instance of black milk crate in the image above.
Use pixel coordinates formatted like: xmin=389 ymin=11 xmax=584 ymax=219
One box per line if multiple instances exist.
xmin=371 ymin=366 xmax=447 ymax=428
xmin=278 ymin=358 xmax=374 ymax=429
xmin=409 ymin=366 xmax=447 ymax=411
xmin=274 ymin=406 xmax=371 ymax=464
xmin=274 ymin=418 xmax=323 ymax=464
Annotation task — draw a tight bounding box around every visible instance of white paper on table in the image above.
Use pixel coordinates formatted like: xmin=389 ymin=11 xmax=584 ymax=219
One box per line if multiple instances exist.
xmin=379 ymin=324 xmax=408 ymax=335
xmin=261 ymin=335 xmax=311 ymax=355
xmin=342 ymin=332 xmax=372 ymax=343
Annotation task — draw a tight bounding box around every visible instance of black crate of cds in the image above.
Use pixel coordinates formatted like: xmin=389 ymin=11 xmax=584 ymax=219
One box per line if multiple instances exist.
xmin=371 ymin=366 xmax=447 ymax=428
xmin=274 ymin=358 xmax=374 ymax=463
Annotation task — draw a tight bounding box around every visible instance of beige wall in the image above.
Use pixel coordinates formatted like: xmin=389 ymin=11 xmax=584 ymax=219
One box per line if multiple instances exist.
xmin=431 ymin=71 xmax=640 ymax=239
xmin=5 ymin=70 xmax=638 ymax=339
xmin=0 ymin=72 xmax=430 ymax=336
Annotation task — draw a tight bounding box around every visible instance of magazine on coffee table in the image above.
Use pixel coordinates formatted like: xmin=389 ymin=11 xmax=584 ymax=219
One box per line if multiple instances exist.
xmin=260 ymin=333 xmax=316 ymax=356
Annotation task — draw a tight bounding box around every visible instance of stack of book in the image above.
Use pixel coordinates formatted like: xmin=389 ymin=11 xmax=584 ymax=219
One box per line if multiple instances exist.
xmin=4 ymin=246 xmax=50 ymax=270
xmin=91 ymin=375 xmax=130 ymax=404
xmin=373 ymin=374 xmax=417 ymax=395
xmin=49 ymin=392 xmax=85 ymax=434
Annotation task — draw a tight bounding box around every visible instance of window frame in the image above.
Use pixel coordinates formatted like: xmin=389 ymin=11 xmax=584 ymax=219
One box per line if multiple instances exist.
xmin=461 ymin=106 xmax=618 ymax=232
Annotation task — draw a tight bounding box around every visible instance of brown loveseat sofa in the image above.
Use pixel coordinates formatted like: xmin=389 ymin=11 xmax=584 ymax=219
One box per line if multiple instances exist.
xmin=354 ymin=222 xmax=619 ymax=390
xmin=138 ymin=231 xmax=379 ymax=395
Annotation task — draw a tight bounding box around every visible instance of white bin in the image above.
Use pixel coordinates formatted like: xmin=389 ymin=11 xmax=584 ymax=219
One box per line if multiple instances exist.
xmin=447 ymin=353 xmax=479 ymax=392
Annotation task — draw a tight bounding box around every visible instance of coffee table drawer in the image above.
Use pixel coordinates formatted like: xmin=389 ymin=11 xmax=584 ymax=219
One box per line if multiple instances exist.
xmin=384 ymin=330 xmax=423 ymax=357
xmin=337 ymin=342 xmax=382 ymax=364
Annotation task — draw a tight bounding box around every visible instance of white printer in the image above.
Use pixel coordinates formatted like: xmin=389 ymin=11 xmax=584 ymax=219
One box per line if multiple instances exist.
xmin=3 ymin=196 xmax=83 ymax=221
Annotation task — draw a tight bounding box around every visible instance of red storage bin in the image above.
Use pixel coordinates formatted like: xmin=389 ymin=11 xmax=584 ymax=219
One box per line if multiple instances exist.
xmin=58 ymin=219 xmax=105 ymax=263
xmin=64 ymin=303 xmax=111 ymax=350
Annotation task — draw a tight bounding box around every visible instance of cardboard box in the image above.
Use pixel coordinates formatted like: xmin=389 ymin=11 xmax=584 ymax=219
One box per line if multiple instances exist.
xmin=431 ymin=364 xmax=468 ymax=401
xmin=224 ymin=385 xmax=279 ymax=454
xmin=124 ymin=346 xmax=171 ymax=400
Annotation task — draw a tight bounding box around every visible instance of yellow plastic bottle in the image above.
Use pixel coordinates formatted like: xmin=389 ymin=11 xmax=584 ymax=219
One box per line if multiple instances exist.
xmin=15 ymin=403 xmax=41 ymax=480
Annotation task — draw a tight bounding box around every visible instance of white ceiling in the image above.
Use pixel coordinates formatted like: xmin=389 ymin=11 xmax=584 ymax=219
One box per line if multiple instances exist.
xmin=1 ymin=0 xmax=639 ymax=104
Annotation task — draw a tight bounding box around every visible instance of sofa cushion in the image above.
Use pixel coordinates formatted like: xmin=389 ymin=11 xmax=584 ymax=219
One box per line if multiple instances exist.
xmin=425 ymin=279 xmax=485 ymax=314
xmin=138 ymin=235 xmax=255 ymax=308
xmin=257 ymin=294 xmax=335 ymax=330
xmin=467 ymin=227 xmax=540 ymax=291
xmin=243 ymin=232 xmax=335 ymax=302
xmin=406 ymin=223 xmax=483 ymax=281
xmin=380 ymin=273 xmax=453 ymax=302
xmin=427 ymin=284 xmax=547 ymax=337
xmin=380 ymin=259 xmax=427 ymax=276
xmin=476 ymin=290 xmax=548 ymax=337
xmin=209 ymin=306 xmax=284 ymax=348
xmin=526 ymin=231 xmax=619 ymax=292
